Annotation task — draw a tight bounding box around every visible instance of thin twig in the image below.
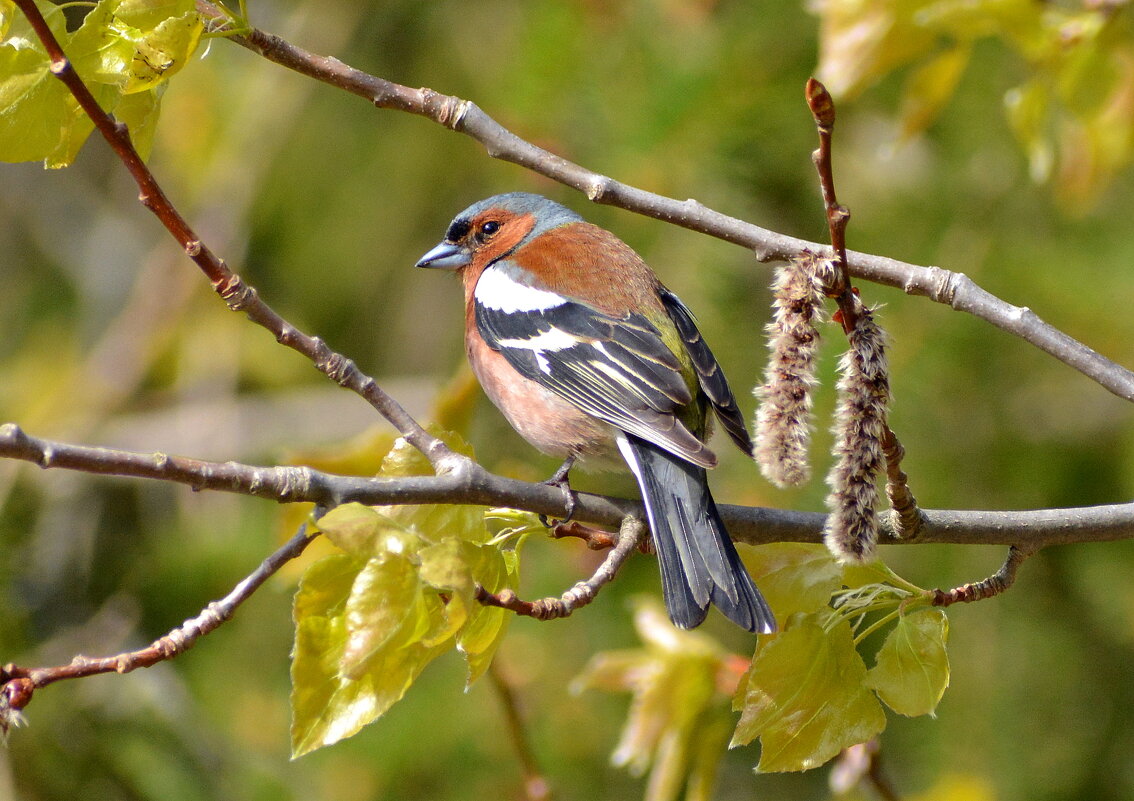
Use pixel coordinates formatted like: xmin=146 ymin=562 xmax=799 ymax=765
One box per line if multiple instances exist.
xmin=805 ymin=78 xmax=856 ymax=330
xmin=476 ymin=517 xmax=647 ymax=620
xmin=805 ymin=78 xmax=922 ymax=547
xmin=882 ymin=428 xmax=923 ymax=538
xmin=0 ymin=520 xmax=319 ymax=716
xmin=488 ymin=663 xmax=554 ymax=801
xmin=10 ymin=0 xmax=458 ymax=472
xmin=186 ymin=2 xmax=1134 ymax=402
xmin=931 ymin=545 xmax=1037 ymax=607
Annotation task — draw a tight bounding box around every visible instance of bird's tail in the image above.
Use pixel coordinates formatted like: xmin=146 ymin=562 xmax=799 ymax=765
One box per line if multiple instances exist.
xmin=617 ymin=433 xmax=775 ymax=633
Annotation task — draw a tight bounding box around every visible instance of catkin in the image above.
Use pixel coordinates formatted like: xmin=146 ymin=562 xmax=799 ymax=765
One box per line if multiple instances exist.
xmin=753 ymin=253 xmax=825 ymax=488
xmin=823 ymin=303 xmax=889 ymax=562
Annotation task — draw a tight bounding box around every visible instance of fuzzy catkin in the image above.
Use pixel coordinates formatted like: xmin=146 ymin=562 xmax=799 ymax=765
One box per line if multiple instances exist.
xmin=823 ymin=304 xmax=890 ymax=562
xmin=753 ymin=254 xmax=825 ymax=488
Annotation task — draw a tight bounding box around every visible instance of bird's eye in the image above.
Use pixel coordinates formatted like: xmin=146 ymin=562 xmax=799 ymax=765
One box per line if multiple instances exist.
xmin=478 ymin=220 xmax=500 ymax=239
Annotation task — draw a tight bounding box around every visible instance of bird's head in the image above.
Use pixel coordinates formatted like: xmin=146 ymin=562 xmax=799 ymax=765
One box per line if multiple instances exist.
xmin=416 ymin=192 xmax=583 ymax=272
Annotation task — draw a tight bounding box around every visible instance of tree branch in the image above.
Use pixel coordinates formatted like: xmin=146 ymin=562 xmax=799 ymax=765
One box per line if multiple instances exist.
xmin=10 ymin=0 xmax=461 ymax=473
xmin=5 ymin=424 xmax=1134 ymax=550
xmin=476 ymin=516 xmax=647 ymax=620
xmin=930 ymin=545 xmax=1036 ymax=607
xmin=0 ymin=519 xmax=317 ymax=720
xmin=192 ymin=1 xmax=1134 ymax=402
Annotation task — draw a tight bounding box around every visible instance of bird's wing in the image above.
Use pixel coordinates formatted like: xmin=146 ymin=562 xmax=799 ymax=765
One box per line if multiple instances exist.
xmin=474 ymin=262 xmax=715 ymax=467
xmin=658 ymin=288 xmax=754 ymax=457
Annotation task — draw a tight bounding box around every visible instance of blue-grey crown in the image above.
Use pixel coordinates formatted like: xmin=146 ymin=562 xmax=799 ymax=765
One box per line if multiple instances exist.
xmin=453 ymin=192 xmax=584 ymax=245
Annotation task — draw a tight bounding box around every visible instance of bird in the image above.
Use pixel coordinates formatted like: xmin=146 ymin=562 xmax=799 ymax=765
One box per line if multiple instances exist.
xmin=416 ymin=192 xmax=775 ymax=633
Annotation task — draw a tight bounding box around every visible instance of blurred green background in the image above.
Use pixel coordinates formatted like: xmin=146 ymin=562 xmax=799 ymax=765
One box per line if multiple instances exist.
xmin=3 ymin=0 xmax=1134 ymax=799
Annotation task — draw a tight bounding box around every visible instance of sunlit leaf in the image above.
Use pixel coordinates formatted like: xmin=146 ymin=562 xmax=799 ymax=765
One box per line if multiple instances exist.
xmin=842 ymin=557 xmax=921 ymax=592
xmin=867 ymin=608 xmax=950 ymax=717
xmin=316 ymin=503 xmax=421 ymax=560
xmin=290 ymin=551 xmax=450 ymax=758
xmin=0 ymin=0 xmax=200 ymax=166
xmin=0 ymin=3 xmax=87 ymax=164
xmin=739 ymin=543 xmax=844 ymax=620
xmin=377 ymin=429 xmax=486 ymax=542
xmin=340 ymin=553 xmax=426 ymax=679
xmin=732 ymin=617 xmax=886 ymax=773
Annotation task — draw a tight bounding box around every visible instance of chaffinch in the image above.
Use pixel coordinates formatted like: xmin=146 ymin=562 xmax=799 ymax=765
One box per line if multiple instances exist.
xmin=417 ymin=192 xmax=774 ymax=633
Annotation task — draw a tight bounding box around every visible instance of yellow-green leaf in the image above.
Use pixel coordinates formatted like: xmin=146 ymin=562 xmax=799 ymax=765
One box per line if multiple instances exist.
xmin=732 ymin=617 xmax=886 ymax=773
xmin=739 ymin=543 xmax=844 ymax=620
xmin=866 ymin=608 xmax=950 ymax=717
xmin=573 ymin=598 xmax=730 ymax=797
xmin=290 ymin=552 xmax=450 ymax=758
xmin=377 ymin=429 xmax=486 ymax=543
xmin=340 ymin=553 xmax=425 ymax=679
xmin=316 ymin=503 xmax=420 ymax=559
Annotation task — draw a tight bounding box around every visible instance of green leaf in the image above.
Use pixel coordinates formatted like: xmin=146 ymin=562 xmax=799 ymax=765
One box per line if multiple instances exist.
xmin=290 ymin=552 xmax=449 ymax=758
xmin=842 ymin=557 xmax=922 ymax=592
xmin=377 ymin=430 xmax=486 ymax=543
xmin=0 ymin=3 xmax=90 ymax=165
xmin=0 ymin=0 xmax=200 ymax=167
xmin=732 ymin=617 xmax=886 ymax=773
xmin=291 ymin=430 xmax=519 ymax=755
xmin=316 ymin=503 xmax=420 ymax=559
xmin=739 ymin=543 xmax=844 ymax=620
xmin=421 ymin=536 xmax=514 ymax=685
xmin=866 ymin=608 xmax=950 ymax=717
xmin=340 ymin=553 xmax=427 ymax=679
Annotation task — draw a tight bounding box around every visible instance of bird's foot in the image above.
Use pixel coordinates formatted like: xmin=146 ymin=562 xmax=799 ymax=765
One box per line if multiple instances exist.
xmin=538 ymin=454 xmax=577 ymax=527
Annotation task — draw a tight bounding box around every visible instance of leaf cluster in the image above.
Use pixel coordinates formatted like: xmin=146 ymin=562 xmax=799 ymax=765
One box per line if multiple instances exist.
xmin=1 ymin=0 xmax=204 ymax=166
xmin=572 ymin=544 xmax=949 ymax=797
xmin=290 ymin=431 xmax=530 ymax=758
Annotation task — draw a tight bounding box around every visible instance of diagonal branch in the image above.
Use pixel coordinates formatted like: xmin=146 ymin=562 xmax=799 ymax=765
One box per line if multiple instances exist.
xmin=0 ymin=519 xmax=318 ymax=721
xmin=11 ymin=0 xmax=460 ymax=473
xmin=190 ymin=1 xmax=1134 ymax=403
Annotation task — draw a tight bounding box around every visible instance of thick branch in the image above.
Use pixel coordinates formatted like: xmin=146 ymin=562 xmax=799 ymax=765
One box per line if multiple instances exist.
xmin=193 ymin=2 xmax=1134 ymax=402
xmin=5 ymin=424 xmax=1134 ymax=549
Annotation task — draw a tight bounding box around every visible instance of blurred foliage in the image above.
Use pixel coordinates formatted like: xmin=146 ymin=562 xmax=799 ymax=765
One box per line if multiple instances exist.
xmin=2 ymin=0 xmax=1134 ymax=800
xmin=815 ymin=0 xmax=1134 ymax=211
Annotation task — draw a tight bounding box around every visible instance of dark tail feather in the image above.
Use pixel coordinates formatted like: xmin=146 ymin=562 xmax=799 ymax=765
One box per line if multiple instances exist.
xmin=617 ymin=433 xmax=776 ymax=633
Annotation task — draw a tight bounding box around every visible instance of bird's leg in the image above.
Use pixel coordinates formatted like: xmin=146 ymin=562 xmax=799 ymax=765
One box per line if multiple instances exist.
xmin=539 ymin=454 xmax=577 ymax=527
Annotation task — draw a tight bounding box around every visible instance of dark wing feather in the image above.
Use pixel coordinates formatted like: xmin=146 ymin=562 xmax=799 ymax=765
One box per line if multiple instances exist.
xmin=658 ymin=288 xmax=754 ymax=456
xmin=475 ymin=284 xmax=716 ymax=466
